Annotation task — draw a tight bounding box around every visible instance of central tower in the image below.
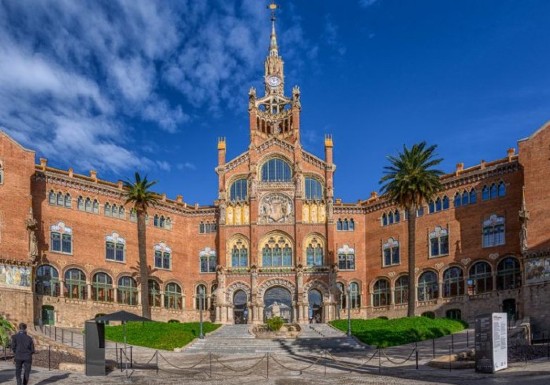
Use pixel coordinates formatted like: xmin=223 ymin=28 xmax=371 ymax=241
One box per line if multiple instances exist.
xmin=248 ymin=2 xmax=301 ymax=146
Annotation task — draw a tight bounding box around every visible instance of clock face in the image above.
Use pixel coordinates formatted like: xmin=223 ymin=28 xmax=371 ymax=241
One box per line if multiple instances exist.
xmin=267 ymin=76 xmax=281 ymax=87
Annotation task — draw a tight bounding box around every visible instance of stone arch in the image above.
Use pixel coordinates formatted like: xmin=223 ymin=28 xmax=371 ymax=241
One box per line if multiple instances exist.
xmin=225 ymin=281 xmax=251 ymax=304
xmin=257 ymin=231 xmax=294 ymax=266
xmin=302 ymin=280 xmax=330 ymax=302
xmin=226 ymin=234 xmax=250 ymax=267
xmin=257 ymin=278 xmax=296 ymax=300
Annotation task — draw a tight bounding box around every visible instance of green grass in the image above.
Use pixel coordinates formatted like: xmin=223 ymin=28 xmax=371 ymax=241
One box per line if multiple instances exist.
xmin=104 ymin=321 xmax=221 ymax=350
xmin=330 ymin=317 xmax=467 ymax=348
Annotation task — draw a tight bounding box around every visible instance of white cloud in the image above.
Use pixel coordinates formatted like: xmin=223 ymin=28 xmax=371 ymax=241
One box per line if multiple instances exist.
xmin=177 ymin=162 xmax=197 ymax=171
xmin=359 ymin=0 xmax=379 ymax=7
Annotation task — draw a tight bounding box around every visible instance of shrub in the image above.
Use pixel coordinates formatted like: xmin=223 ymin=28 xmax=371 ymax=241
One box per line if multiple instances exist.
xmin=421 ymin=311 xmax=435 ymax=319
xmin=0 ymin=316 xmax=15 ymax=348
xmin=266 ymin=316 xmax=284 ymax=331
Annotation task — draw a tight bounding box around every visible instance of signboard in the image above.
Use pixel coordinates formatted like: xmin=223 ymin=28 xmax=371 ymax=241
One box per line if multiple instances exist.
xmin=475 ymin=313 xmax=508 ymax=373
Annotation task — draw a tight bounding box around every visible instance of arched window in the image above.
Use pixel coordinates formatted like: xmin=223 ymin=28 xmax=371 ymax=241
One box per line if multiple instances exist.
xmin=57 ymin=192 xmax=63 ymax=206
xmin=482 ymin=186 xmax=490 ymax=200
xmin=165 ymin=217 xmax=171 ymax=229
xmin=343 ymin=219 xmax=349 ymax=231
xmin=50 ymin=222 xmax=72 ymax=254
xmin=196 ymin=284 xmax=207 ymax=310
xmin=349 ymin=219 xmax=355 ymax=231
xmin=261 ymin=235 xmax=292 ymax=267
xmin=104 ymin=203 xmax=111 ymax=216
xmin=159 ymin=216 xmax=166 ymax=228
xmin=388 ymin=211 xmax=394 ymax=225
xmin=446 ymin=309 xmax=462 ymax=320
xmin=148 ymin=280 xmax=161 ymax=307
xmin=337 ymin=245 xmax=355 ymax=270
xmin=454 ymin=192 xmax=461 ymax=207
xmin=498 ymin=181 xmax=506 ymax=197
xmin=469 ymin=261 xmax=492 ymax=294
xmin=0 ymin=161 xmax=3 ymax=185
xmin=49 ymin=190 xmax=56 ymax=205
xmin=93 ymin=199 xmax=99 ymax=214
xmin=77 ymin=196 xmax=84 ymax=210
xmin=482 ymin=215 xmax=505 ymax=247
xmin=119 ymin=206 xmax=125 ymax=219
xmin=349 ymin=282 xmax=361 ymax=309
xmin=154 ymin=243 xmax=171 ymax=270
xmin=461 ymin=191 xmax=469 ymax=206
xmin=130 ymin=209 xmax=137 ymax=222
xmin=382 ymin=213 xmax=388 ymax=226
xmin=106 ymin=233 xmax=125 ymax=262
xmin=35 ymin=265 xmax=60 ymax=297
xmin=428 ymin=200 xmax=435 ymax=213
xmin=337 ymin=219 xmax=343 ymax=230
xmin=373 ymin=279 xmax=390 ymax=307
xmin=211 ymin=284 xmax=218 ymax=310
xmin=442 ymin=196 xmax=450 ymax=210
xmin=111 ymin=204 xmax=118 ymax=217
xmin=165 ymin=283 xmax=182 ymax=310
xmin=429 ymin=226 xmax=449 ymax=257
xmin=443 ymin=267 xmax=464 ymax=297
xmin=305 ymin=237 xmax=324 ymax=267
xmin=230 ymin=178 xmax=248 ymax=201
xmin=84 ymin=197 xmax=92 ymax=212
xmin=469 ymin=188 xmax=477 ymax=204
xmin=395 ymin=275 xmax=409 ymax=305
xmin=418 ymin=271 xmax=438 ymax=301
xmin=305 ymin=177 xmax=323 ymax=200
xmin=336 ymin=282 xmax=346 ymax=311
xmin=117 ymin=276 xmax=137 ymax=305
xmin=394 ymin=210 xmax=400 ymax=223
xmin=92 ymin=272 xmax=113 ymax=302
xmin=65 ymin=269 xmax=86 ymax=300
xmin=154 ymin=214 xmax=159 ymax=227
xmin=261 ymin=158 xmax=292 ymax=182
xmin=497 ymin=257 xmax=521 ymax=290
xmin=383 ymin=238 xmax=400 ymax=266
xmin=231 ymin=240 xmax=248 ymax=268
xmin=199 ymin=247 xmax=217 ymax=272
xmin=490 ymin=183 xmax=498 ymax=199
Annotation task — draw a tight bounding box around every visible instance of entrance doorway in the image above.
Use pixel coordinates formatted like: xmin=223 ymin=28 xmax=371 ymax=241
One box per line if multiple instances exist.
xmin=308 ymin=289 xmax=323 ymax=323
xmin=41 ymin=305 xmax=55 ymax=325
xmin=264 ymin=286 xmax=292 ymax=322
xmin=233 ymin=290 xmax=248 ymax=324
xmin=502 ymin=298 xmax=516 ymax=324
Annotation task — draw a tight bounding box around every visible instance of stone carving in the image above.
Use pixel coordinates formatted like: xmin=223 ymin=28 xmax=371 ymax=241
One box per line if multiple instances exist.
xmin=388 ymin=271 xmax=396 ymax=278
xmin=259 ymin=193 xmax=293 ymax=224
xmin=25 ymin=208 xmax=38 ymax=263
xmin=461 ymin=258 xmax=471 ymax=266
xmin=435 ymin=262 xmax=445 ymax=271
xmin=489 ymin=253 xmax=499 ymax=260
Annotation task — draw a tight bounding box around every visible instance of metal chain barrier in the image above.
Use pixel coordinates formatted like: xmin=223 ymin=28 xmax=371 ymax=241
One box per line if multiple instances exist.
xmin=213 ymin=354 xmax=267 ymax=372
xmin=325 ymin=349 xmax=379 ymax=371
xmin=157 ymin=352 xmax=210 ymax=370
xmin=380 ymin=347 xmax=417 ymax=365
xmin=269 ymin=352 xmax=324 ymax=372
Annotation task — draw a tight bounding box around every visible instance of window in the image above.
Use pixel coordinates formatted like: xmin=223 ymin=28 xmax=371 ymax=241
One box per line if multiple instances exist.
xmin=382 ymin=238 xmax=400 ymax=266
xmin=336 ymin=282 xmax=346 ymax=310
xmin=230 ymin=178 xmax=248 ymax=201
xmin=165 ymin=283 xmax=182 ymax=310
xmin=349 ymin=282 xmax=361 ymax=309
xmin=93 ymin=199 xmax=99 ymax=214
xmin=442 ymin=196 xmax=450 ymax=210
xmin=0 ymin=161 xmax=3 ymax=184
xmin=92 ymin=273 xmax=113 ymax=302
xmin=416 ymin=207 xmax=424 ymax=217
xmin=199 ymin=247 xmax=217 ymax=272
xmin=482 ymin=186 xmax=490 ymax=201
xmin=231 ymin=240 xmax=248 ymax=268
xmin=418 ymin=271 xmax=438 ymax=301
xmin=64 ymin=193 xmax=71 ymax=208
xmin=154 ymin=243 xmax=171 ymax=269
xmin=35 ymin=265 xmax=60 ymax=297
xmin=381 ymin=214 xmax=387 ymax=226
xmin=483 ymin=182 xmax=505 ymax=201
xmin=85 ymin=197 xmax=92 ymax=212
xmin=130 ymin=209 xmax=137 ymax=222
xmin=497 ymin=257 xmax=521 ymax=290
xmin=469 ymin=188 xmax=477 ymax=204
xmin=64 ymin=269 xmax=86 ymax=300
xmin=148 ymin=280 xmax=161 ymax=307
xmin=395 ymin=275 xmax=409 ymax=305
xmin=261 ymin=235 xmax=292 ymax=267
xmin=261 ymin=158 xmax=292 ymax=182
xmin=337 ymin=245 xmax=355 ymax=270
xmin=199 ymin=221 xmax=217 ymax=234
xmin=196 ymin=284 xmax=207 ymax=310
xmin=305 ymin=177 xmax=323 ymax=200
xmin=50 ymin=222 xmax=72 ymax=254
xmin=57 ymin=192 xmax=63 ymax=206
xmin=154 ymin=215 xmax=159 ymax=227
xmin=49 ymin=190 xmax=56 ymax=205
xmin=119 ymin=206 xmax=125 ymax=220
xmin=429 ymin=226 xmax=449 ymax=257
xmin=105 ymin=233 xmax=125 ymax=262
xmin=429 ymin=196 xmax=449 ymax=213
xmin=469 ymin=261 xmax=492 ymax=294
xmin=498 ymin=181 xmax=506 ymax=197
xmin=482 ymin=215 xmax=505 ymax=247
xmin=305 ymin=237 xmax=324 ymax=267
xmin=117 ymin=276 xmax=137 ymax=305
xmin=104 ymin=203 xmax=111 ymax=216
xmin=77 ymin=196 xmax=84 ymax=210
xmin=443 ymin=267 xmax=464 ymax=297
xmin=446 ymin=309 xmax=462 ymax=320
xmin=372 ymin=279 xmax=390 ymax=307
xmin=454 ymin=192 xmax=461 ymax=208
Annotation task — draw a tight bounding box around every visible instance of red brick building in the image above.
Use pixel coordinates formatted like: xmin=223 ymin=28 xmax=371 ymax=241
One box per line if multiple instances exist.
xmin=1 ymin=16 xmax=550 ymax=332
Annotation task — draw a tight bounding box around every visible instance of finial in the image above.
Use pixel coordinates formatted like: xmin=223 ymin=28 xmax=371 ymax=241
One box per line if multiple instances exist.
xmin=268 ymin=2 xmax=280 ymax=21
xmin=267 ymin=2 xmax=280 ymax=56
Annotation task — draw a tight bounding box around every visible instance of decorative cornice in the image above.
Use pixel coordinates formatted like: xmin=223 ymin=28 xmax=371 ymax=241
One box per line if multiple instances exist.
xmin=224 ymin=153 xmax=250 ymax=172
xmin=302 ymin=151 xmax=328 ymax=171
xmin=257 ymin=137 xmax=295 ymax=155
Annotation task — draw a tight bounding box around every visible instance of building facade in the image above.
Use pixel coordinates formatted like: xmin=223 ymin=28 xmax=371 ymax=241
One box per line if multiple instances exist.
xmin=1 ymin=14 xmax=550 ymax=332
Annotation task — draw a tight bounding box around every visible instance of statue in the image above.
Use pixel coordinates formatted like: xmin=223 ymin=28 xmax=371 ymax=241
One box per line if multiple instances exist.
xmin=25 ymin=207 xmax=38 ymax=263
xmin=248 ymin=87 xmax=256 ymax=111
xmin=519 ymin=186 xmax=530 ymax=252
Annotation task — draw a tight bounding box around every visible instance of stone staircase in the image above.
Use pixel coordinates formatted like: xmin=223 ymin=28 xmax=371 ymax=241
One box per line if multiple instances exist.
xmin=183 ymin=324 xmax=368 ymax=355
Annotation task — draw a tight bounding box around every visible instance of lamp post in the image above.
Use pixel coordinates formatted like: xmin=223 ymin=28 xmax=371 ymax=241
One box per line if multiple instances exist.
xmin=199 ymin=290 xmax=204 ymax=339
xmin=347 ymin=284 xmax=351 ymax=337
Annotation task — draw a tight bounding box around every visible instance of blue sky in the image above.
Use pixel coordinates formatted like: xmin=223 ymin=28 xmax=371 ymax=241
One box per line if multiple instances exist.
xmin=1 ymin=0 xmax=549 ymax=204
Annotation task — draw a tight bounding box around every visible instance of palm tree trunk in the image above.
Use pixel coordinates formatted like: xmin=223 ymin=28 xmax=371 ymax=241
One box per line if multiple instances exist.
xmin=137 ymin=210 xmax=151 ymax=319
xmin=407 ymin=207 xmax=416 ymax=317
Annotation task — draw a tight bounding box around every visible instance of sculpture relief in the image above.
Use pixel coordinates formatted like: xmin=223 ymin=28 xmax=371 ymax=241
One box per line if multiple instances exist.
xmin=26 ymin=208 xmax=39 ymax=263
xmin=259 ymin=193 xmax=294 ymax=224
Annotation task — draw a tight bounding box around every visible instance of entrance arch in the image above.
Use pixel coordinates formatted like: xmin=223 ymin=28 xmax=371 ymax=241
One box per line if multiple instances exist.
xmin=264 ymin=286 xmax=292 ymax=322
xmin=233 ymin=290 xmax=248 ymax=324
xmin=308 ymin=289 xmax=323 ymax=323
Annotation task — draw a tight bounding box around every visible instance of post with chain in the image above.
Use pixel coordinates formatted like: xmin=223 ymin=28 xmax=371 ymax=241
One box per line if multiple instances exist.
xmin=266 ymin=353 xmax=269 ymax=379
xmin=448 ymin=345 xmax=452 ymax=372
xmin=130 ymin=346 xmax=133 ymax=368
xmin=324 ymin=351 xmax=327 ymax=376
xmin=48 ymin=346 xmax=51 ymax=371
xmin=115 ymin=343 xmax=118 ymax=365
xmin=156 ymin=351 xmax=159 ymax=374
xmin=466 ymin=330 xmax=469 ymax=347
xmin=378 ymin=348 xmax=381 ymax=374
xmin=415 ymin=342 xmax=419 ymax=370
xmin=432 ymin=338 xmax=435 ymax=358
xmin=210 ymin=352 xmax=212 ymax=377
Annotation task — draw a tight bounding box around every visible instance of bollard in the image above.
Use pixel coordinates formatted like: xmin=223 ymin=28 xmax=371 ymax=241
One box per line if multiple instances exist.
xmin=467 ymin=330 xmax=469 ymax=347
xmin=449 ymin=345 xmax=452 ymax=372
xmin=324 ymin=352 xmax=327 ymax=376
xmin=266 ymin=353 xmax=269 ymax=379
xmin=451 ymin=334 xmax=454 ymax=354
xmin=547 ymin=331 xmax=549 ymax=360
xmin=48 ymin=346 xmax=51 ymax=371
xmin=120 ymin=348 xmax=123 ymax=372
xmin=130 ymin=346 xmax=133 ymax=368
xmin=156 ymin=351 xmax=159 ymax=375
xmin=378 ymin=349 xmax=381 ymax=374
xmin=416 ymin=349 xmax=419 ymax=370
xmin=432 ymin=338 xmax=435 ymax=358
xmin=209 ymin=352 xmax=212 ymax=377
xmin=61 ymin=328 xmax=64 ymax=344
xmin=115 ymin=343 xmax=118 ymax=366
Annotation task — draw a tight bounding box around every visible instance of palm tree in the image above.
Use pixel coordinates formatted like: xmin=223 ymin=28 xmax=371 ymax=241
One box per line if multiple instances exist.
xmin=124 ymin=172 xmax=159 ymax=319
xmin=380 ymin=142 xmax=443 ymax=317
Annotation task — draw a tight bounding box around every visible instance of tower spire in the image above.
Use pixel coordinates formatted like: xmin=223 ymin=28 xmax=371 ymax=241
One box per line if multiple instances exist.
xmin=268 ymin=2 xmax=279 ymax=57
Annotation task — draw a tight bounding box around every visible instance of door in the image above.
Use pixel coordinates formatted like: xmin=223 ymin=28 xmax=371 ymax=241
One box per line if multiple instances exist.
xmin=41 ymin=305 xmax=55 ymax=325
xmin=233 ymin=290 xmax=248 ymax=324
xmin=502 ymin=298 xmax=516 ymax=324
